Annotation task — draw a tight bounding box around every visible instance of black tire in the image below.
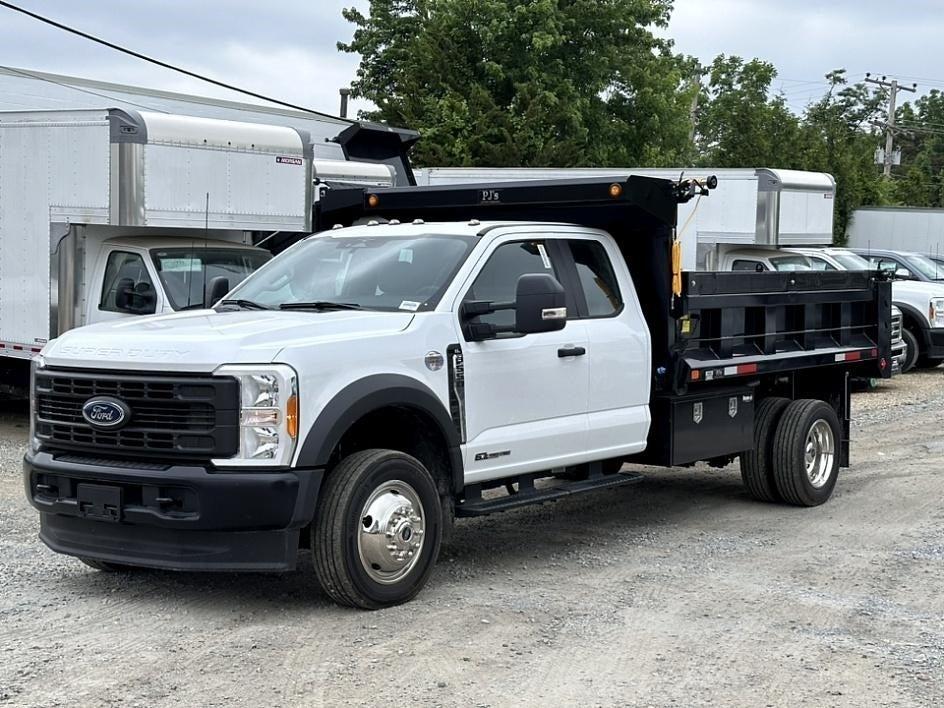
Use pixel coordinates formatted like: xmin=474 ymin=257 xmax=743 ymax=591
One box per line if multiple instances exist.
xmin=79 ymin=557 xmax=132 ymax=572
xmin=901 ymin=328 xmax=919 ymax=373
xmin=772 ymin=399 xmax=841 ymax=507
xmin=312 ymin=449 xmax=442 ymax=610
xmin=739 ymin=397 xmax=790 ymax=502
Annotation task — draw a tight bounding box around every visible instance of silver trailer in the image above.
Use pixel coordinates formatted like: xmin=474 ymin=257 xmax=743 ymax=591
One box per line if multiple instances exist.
xmin=414 ymin=167 xmax=836 ymax=269
xmin=847 ymin=206 xmax=944 ymax=257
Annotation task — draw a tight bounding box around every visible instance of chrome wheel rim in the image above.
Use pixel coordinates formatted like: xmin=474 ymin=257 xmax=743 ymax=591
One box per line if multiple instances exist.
xmin=805 ymin=419 xmax=835 ymax=489
xmin=357 ymin=480 xmax=426 ymax=585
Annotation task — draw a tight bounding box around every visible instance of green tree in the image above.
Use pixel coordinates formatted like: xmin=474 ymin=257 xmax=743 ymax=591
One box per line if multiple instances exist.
xmin=339 ymin=0 xmax=693 ymax=167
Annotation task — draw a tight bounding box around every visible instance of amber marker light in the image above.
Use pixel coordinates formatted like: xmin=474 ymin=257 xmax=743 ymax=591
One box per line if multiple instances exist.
xmin=608 ymin=183 xmax=623 ymax=198
xmin=367 ymin=194 xmax=380 ymax=208
xmin=286 ymin=394 xmax=299 ymax=439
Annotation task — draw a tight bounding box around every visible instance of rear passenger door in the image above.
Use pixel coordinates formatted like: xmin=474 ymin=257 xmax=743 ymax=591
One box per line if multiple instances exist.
xmin=560 ymin=236 xmax=651 ymax=458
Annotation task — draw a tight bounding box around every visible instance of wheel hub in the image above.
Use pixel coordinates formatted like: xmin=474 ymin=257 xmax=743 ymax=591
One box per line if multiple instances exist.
xmin=357 ymin=481 xmax=426 ymax=584
xmin=804 ymin=419 xmax=835 ymax=489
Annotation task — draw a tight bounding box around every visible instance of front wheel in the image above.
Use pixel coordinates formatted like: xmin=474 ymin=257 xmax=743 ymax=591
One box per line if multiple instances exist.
xmin=772 ymin=399 xmax=841 ymax=507
xmin=901 ymin=329 xmax=919 ymax=373
xmin=312 ymin=449 xmax=443 ymax=609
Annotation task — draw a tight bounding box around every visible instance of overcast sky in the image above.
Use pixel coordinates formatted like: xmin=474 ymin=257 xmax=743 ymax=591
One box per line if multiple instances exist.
xmin=0 ymin=0 xmax=940 ymax=119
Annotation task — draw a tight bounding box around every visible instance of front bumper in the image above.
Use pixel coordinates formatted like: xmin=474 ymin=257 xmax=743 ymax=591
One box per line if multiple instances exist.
xmin=926 ymin=328 xmax=944 ymax=360
xmin=24 ymin=451 xmax=322 ymax=572
xmin=891 ymin=341 xmax=906 ymax=375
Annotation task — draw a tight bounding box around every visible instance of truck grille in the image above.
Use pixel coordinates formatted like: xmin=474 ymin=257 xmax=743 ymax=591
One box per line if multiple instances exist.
xmin=34 ymin=369 xmax=239 ymax=461
xmin=891 ymin=311 xmax=903 ymax=345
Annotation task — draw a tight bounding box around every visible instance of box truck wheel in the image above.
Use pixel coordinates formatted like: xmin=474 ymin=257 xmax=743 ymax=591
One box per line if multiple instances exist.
xmin=739 ymin=397 xmax=790 ymax=502
xmin=772 ymin=400 xmax=841 ymax=507
xmin=312 ymin=449 xmax=442 ymax=609
xmin=901 ymin=329 xmax=919 ymax=373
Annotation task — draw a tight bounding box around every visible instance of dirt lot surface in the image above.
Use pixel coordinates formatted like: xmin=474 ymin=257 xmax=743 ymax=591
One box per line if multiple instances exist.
xmin=1 ymin=372 xmax=943 ymax=707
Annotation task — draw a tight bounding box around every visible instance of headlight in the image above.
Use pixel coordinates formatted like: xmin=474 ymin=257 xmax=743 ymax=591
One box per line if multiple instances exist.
xmin=28 ymin=354 xmax=46 ymax=455
xmin=212 ymin=364 xmax=298 ymax=468
xmin=931 ymin=299 xmax=944 ymax=328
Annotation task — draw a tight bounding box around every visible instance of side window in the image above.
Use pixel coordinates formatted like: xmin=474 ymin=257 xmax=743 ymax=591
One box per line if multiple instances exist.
xmin=732 ymin=259 xmax=767 ymax=272
xmin=569 ymin=240 xmax=622 ymax=317
xmin=99 ymin=251 xmax=157 ymax=314
xmin=809 ymin=257 xmax=836 ymax=271
xmin=464 ymin=240 xmax=557 ymax=333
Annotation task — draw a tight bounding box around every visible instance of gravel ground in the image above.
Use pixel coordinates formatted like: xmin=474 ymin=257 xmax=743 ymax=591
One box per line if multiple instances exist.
xmin=1 ymin=372 xmax=943 ymax=707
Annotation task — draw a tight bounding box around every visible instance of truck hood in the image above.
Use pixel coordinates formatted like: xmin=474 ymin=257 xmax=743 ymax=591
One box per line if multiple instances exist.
xmin=43 ymin=309 xmax=415 ymax=372
xmin=892 ymin=280 xmax=944 ymax=300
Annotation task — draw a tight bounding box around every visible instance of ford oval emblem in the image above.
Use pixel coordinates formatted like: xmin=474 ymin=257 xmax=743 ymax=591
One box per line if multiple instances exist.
xmin=81 ymin=397 xmax=130 ymax=429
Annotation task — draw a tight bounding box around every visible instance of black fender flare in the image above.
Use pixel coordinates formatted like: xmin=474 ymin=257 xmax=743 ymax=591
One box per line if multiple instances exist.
xmin=296 ymin=374 xmax=463 ymax=492
xmin=894 ymin=301 xmax=931 ymax=350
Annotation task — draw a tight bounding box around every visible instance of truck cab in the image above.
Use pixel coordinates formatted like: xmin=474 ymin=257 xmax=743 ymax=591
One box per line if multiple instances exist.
xmin=713 ymin=247 xmax=814 ymax=273
xmin=89 ymin=237 xmax=270 ymax=322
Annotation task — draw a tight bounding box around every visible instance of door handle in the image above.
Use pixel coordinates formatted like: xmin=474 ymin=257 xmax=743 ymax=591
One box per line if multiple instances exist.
xmin=558 ymin=346 xmax=586 ymax=358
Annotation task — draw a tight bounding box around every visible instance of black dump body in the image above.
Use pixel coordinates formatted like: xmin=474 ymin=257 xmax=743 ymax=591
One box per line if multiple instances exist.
xmin=317 ymin=175 xmax=891 ymax=401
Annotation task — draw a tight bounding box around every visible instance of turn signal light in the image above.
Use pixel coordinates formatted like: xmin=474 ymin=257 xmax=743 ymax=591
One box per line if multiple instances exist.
xmin=608 ymin=183 xmax=623 ymax=198
xmin=367 ymin=194 xmax=380 ymax=208
xmin=286 ymin=394 xmax=299 ymax=439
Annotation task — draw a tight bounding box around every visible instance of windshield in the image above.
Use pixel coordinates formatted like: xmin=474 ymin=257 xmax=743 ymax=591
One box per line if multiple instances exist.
xmin=907 ymin=254 xmax=944 ymax=280
xmin=226 ymin=233 xmax=476 ymax=312
xmin=769 ymin=255 xmax=813 ymax=272
xmin=831 ymin=252 xmax=870 ymax=270
xmin=152 ymin=248 xmax=272 ymax=310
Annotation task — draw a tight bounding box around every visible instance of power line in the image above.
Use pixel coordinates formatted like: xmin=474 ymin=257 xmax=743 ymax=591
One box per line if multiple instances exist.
xmin=0 ymin=0 xmax=337 ymax=119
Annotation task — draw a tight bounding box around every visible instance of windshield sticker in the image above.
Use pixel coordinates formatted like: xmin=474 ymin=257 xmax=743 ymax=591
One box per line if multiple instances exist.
xmin=160 ymin=257 xmax=201 ymax=271
xmin=399 ymin=248 xmax=414 ymax=263
xmin=399 ymin=300 xmax=421 ymax=312
xmin=537 ymin=244 xmax=552 ymax=269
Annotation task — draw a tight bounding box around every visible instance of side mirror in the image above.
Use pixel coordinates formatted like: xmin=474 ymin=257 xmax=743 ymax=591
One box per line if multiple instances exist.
xmin=515 ymin=273 xmax=567 ymax=334
xmin=895 ymin=268 xmax=913 ymax=279
xmin=207 ymin=276 xmax=231 ymax=308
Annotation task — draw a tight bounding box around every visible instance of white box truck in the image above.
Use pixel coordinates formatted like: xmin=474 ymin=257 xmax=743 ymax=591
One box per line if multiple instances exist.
xmin=414 ymin=167 xmax=835 ymax=269
xmin=0 ymin=108 xmax=325 ymax=394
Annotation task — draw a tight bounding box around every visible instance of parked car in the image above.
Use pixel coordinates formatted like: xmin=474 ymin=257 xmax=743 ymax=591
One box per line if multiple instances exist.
xmin=851 ymin=248 xmax=944 ymax=283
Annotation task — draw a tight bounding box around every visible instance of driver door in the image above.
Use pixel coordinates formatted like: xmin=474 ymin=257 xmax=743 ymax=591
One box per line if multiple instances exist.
xmin=455 ymin=236 xmax=590 ymax=484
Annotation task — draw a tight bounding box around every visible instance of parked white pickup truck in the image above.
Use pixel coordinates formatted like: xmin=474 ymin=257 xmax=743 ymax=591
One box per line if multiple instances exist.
xmin=789 ymin=247 xmax=940 ymax=373
xmin=24 ymin=177 xmax=890 ymax=608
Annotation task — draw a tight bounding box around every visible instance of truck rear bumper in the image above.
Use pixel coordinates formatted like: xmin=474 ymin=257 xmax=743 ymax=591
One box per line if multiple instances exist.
xmin=24 ymin=451 xmax=323 ymax=572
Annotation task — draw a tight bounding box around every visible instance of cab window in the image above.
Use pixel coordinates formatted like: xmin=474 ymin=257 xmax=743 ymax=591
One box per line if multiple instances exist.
xmin=569 ymin=240 xmax=622 ymax=317
xmin=732 ymin=259 xmax=767 ymax=272
xmin=463 ymin=240 xmax=558 ymax=334
xmin=808 ymin=256 xmax=836 ymax=271
xmin=99 ymin=251 xmax=157 ymax=314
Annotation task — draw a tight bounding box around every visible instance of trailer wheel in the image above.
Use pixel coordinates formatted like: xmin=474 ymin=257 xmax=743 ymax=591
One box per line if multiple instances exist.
xmin=772 ymin=400 xmax=841 ymax=507
xmin=739 ymin=397 xmax=790 ymax=502
xmin=312 ymin=449 xmax=442 ymax=610
xmin=901 ymin=329 xmax=919 ymax=373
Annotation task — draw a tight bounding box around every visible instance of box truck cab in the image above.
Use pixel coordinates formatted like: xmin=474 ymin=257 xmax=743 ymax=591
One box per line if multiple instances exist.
xmin=24 ymin=177 xmax=890 ymax=609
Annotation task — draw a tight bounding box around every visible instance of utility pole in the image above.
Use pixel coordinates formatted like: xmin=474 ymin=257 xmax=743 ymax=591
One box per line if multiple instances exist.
xmin=865 ymin=73 xmax=917 ymax=177
xmin=688 ymin=62 xmax=702 ymax=145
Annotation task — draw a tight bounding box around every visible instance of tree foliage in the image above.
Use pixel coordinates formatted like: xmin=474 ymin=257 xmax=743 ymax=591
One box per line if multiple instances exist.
xmin=341 ymin=2 xmax=931 ymax=241
xmin=340 ymin=0 xmax=694 ymax=167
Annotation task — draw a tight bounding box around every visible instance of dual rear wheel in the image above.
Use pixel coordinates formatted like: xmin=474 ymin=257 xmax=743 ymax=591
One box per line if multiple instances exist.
xmin=740 ymin=398 xmax=840 ymax=507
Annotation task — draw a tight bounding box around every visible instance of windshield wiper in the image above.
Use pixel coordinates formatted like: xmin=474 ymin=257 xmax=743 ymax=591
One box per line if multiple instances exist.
xmin=279 ymin=301 xmax=364 ymax=311
xmin=217 ymin=299 xmax=273 ymax=311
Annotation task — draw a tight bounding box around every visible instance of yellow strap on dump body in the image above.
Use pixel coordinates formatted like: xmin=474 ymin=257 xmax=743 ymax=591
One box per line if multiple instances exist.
xmin=672 ymin=239 xmax=682 ymax=296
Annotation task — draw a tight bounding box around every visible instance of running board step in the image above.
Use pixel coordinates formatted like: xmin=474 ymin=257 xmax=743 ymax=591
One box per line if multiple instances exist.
xmin=455 ymin=471 xmax=644 ymax=517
